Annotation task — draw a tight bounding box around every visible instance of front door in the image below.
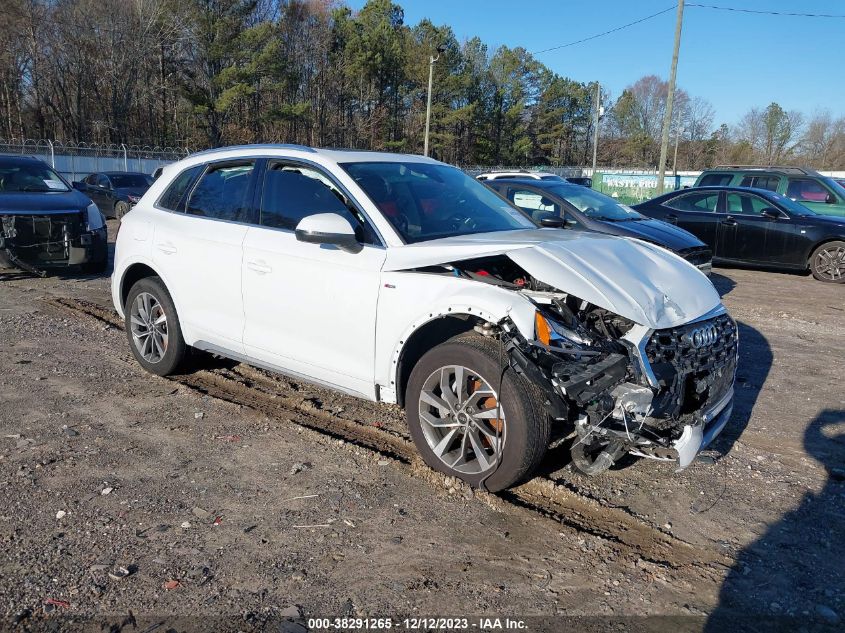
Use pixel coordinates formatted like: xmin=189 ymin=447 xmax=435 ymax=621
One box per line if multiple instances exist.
xmin=241 ymin=160 xmax=386 ymax=398
xmin=717 ymin=192 xmax=791 ymax=264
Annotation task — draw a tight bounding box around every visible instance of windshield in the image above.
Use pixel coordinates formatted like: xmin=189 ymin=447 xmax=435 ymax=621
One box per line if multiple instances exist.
xmin=0 ymin=161 xmax=70 ymax=193
xmin=766 ymin=190 xmax=817 ymax=216
xmin=546 ymin=184 xmax=643 ymax=221
xmin=342 ymin=161 xmax=536 ymax=243
xmin=110 ymin=173 xmax=152 ymax=188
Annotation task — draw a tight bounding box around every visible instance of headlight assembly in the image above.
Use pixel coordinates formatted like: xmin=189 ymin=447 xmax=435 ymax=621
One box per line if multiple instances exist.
xmin=86 ymin=203 xmax=105 ymax=231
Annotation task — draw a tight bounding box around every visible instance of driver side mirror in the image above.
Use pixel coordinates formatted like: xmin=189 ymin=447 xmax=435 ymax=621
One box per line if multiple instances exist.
xmin=761 ymin=208 xmax=782 ymax=220
xmin=295 ymin=213 xmax=362 ymax=253
xmin=826 ymin=193 xmax=836 ymax=204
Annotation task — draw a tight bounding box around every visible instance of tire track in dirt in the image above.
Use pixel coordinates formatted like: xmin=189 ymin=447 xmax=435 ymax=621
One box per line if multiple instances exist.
xmin=43 ymin=295 xmax=730 ymax=572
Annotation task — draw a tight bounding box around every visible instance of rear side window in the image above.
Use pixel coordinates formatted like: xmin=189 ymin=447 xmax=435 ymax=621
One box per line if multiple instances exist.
xmin=665 ymin=192 xmax=720 ymax=213
xmin=259 ymin=162 xmax=378 ymax=243
xmin=698 ymin=174 xmax=733 ymax=187
xmin=739 ymin=175 xmax=779 ymax=191
xmin=726 ymin=193 xmax=771 ymax=215
xmin=186 ymin=162 xmax=255 ymax=222
xmin=158 ymin=165 xmax=204 ymax=212
xmin=786 ymin=178 xmax=830 ymax=202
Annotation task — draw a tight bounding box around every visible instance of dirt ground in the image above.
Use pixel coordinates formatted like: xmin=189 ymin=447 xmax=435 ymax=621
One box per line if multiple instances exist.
xmin=1 ymin=220 xmax=843 ymax=632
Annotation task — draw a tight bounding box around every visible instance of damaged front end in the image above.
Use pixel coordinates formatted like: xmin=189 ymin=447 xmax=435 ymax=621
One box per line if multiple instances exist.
xmin=444 ymin=255 xmax=738 ymax=476
xmin=0 ymin=207 xmax=107 ymax=276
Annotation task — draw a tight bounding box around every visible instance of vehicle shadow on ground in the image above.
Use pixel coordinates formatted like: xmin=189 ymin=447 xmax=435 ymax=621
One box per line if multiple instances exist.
xmin=710 ymin=319 xmax=771 ymax=458
xmin=709 ymin=272 xmax=736 ymax=297
xmin=705 ymin=410 xmax=845 ymax=632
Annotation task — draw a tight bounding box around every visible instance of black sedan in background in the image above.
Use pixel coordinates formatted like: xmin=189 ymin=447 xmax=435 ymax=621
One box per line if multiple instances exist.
xmin=633 ymin=186 xmax=845 ymax=283
xmin=77 ymin=171 xmax=152 ymax=220
xmin=484 ymin=178 xmax=712 ymax=274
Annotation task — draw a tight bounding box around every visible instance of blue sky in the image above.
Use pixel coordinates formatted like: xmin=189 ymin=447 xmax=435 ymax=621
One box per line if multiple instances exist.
xmin=348 ymin=0 xmax=845 ymax=127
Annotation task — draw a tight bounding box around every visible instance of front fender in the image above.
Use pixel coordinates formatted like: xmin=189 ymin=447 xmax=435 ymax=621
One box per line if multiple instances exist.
xmin=374 ymin=271 xmax=537 ymax=399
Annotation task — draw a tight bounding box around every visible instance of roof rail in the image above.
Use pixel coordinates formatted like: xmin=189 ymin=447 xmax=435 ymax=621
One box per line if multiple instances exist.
xmin=188 ymin=143 xmax=316 ymax=158
xmin=713 ymin=165 xmax=817 ymax=176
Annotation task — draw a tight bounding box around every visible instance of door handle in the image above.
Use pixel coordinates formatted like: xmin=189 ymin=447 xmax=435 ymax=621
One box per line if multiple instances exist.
xmin=156 ymin=242 xmax=177 ymax=255
xmin=665 ymin=213 xmax=678 ymax=224
xmin=247 ymin=259 xmax=272 ymax=274
xmin=720 ymin=217 xmax=738 ymax=227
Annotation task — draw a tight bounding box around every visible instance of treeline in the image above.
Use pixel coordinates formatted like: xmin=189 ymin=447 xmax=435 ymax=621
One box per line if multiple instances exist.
xmin=2 ymin=0 xmax=844 ymax=169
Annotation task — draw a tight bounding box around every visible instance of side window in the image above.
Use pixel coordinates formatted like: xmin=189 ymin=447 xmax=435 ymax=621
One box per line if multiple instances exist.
xmin=699 ymin=174 xmax=732 ymax=187
xmin=725 ymin=193 xmax=771 ymax=215
xmin=786 ymin=178 xmax=829 ymax=202
xmin=259 ymin=162 xmax=377 ymax=243
xmin=740 ymin=175 xmax=779 ymax=191
xmin=96 ymin=174 xmax=110 ymax=188
xmin=186 ymin=162 xmax=255 ymax=222
xmin=665 ymin=192 xmax=719 ymax=213
xmin=509 ymin=187 xmax=560 ymax=221
xmin=158 ymin=165 xmax=204 ymax=212
xmin=84 ymin=174 xmax=97 ymax=185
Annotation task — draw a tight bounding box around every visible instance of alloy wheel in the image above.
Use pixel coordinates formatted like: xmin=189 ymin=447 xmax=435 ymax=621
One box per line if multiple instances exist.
xmin=418 ymin=365 xmax=505 ymax=475
xmin=814 ymin=245 xmax=845 ymax=281
xmin=129 ymin=291 xmax=168 ymax=363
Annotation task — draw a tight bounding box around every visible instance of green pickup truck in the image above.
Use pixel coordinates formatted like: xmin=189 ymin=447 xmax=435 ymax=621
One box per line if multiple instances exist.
xmin=694 ymin=166 xmax=845 ymax=217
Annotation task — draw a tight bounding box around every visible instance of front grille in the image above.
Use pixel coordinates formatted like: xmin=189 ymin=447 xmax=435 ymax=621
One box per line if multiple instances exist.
xmin=679 ymin=246 xmax=713 ymax=267
xmin=645 ymin=314 xmax=737 ymax=423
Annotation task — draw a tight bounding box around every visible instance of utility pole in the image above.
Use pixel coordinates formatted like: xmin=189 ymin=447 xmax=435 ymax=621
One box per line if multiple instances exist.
xmin=591 ymin=82 xmax=601 ymax=177
xmin=672 ymin=125 xmax=684 ymax=176
xmin=656 ymin=0 xmax=684 ymax=194
xmin=423 ymin=44 xmax=446 ymax=157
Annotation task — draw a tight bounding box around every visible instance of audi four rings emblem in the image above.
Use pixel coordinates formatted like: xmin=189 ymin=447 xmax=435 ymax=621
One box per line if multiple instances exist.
xmin=684 ymin=324 xmax=718 ymax=349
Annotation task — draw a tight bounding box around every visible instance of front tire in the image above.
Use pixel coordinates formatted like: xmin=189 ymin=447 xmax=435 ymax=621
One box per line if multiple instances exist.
xmin=405 ymin=336 xmax=550 ymax=492
xmin=124 ymin=277 xmax=186 ymax=376
xmin=810 ymin=241 xmax=845 ymax=283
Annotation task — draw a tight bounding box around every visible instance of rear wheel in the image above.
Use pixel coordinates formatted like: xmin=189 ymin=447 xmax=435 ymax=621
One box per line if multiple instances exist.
xmin=405 ymin=336 xmax=550 ymax=492
xmin=810 ymin=241 xmax=845 ymax=283
xmin=125 ymin=277 xmax=186 ymax=376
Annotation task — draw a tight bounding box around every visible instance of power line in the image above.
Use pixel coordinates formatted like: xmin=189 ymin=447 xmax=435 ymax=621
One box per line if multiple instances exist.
xmin=533 ymin=6 xmax=676 ymax=55
xmin=533 ymin=2 xmax=845 ymax=56
xmin=686 ymin=3 xmax=845 ymax=18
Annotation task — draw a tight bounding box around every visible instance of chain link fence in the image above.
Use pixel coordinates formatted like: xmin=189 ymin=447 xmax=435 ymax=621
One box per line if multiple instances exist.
xmin=0 ymin=138 xmax=191 ymax=181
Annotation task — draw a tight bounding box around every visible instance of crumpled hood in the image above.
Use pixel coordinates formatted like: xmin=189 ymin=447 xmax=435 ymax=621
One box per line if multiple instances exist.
xmin=384 ymin=229 xmax=721 ymax=329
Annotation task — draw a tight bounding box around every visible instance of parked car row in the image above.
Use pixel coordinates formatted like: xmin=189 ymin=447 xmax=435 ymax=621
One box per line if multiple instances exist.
xmin=476 ymin=166 xmax=845 ymax=284
xmin=0 ymin=157 xmax=155 ymax=275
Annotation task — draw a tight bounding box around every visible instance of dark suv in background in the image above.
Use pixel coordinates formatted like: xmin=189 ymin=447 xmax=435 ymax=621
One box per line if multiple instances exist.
xmin=79 ymin=171 xmax=153 ymax=220
xmin=694 ymin=166 xmax=845 ymax=217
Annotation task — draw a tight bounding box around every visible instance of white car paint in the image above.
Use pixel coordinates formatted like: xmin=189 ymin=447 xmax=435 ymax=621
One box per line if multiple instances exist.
xmin=112 ymin=145 xmax=723 ymax=405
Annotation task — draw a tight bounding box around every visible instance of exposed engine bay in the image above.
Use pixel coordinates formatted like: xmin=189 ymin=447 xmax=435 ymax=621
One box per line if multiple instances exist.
xmin=417 ymin=254 xmax=738 ymax=476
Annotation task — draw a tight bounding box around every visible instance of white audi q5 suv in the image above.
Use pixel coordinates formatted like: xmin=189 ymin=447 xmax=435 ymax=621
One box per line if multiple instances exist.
xmin=112 ymin=145 xmax=737 ymax=491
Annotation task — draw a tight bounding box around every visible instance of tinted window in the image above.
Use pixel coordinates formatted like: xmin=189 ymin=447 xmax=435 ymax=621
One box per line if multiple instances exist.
xmin=259 ymin=163 xmax=374 ymax=242
xmin=110 ymin=173 xmax=152 ymax=188
xmin=158 ymin=165 xmax=204 ymax=212
xmin=726 ymin=193 xmax=773 ymax=215
xmin=739 ymin=175 xmax=779 ymax=191
xmin=786 ymin=178 xmax=830 ymax=203
xmin=665 ymin=192 xmax=719 ymax=213
xmin=187 ymin=162 xmax=254 ymax=222
xmin=96 ymin=174 xmax=110 ymax=188
xmin=343 ymin=161 xmax=534 ymax=243
xmin=84 ymin=174 xmax=98 ymax=185
xmin=699 ymin=174 xmax=733 ymax=187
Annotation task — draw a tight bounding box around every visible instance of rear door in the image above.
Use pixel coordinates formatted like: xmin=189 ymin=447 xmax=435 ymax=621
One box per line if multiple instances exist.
xmin=717 ymin=192 xmax=793 ymax=264
xmin=659 ymin=190 xmax=721 ymax=248
xmin=151 ymin=159 xmax=257 ymax=352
